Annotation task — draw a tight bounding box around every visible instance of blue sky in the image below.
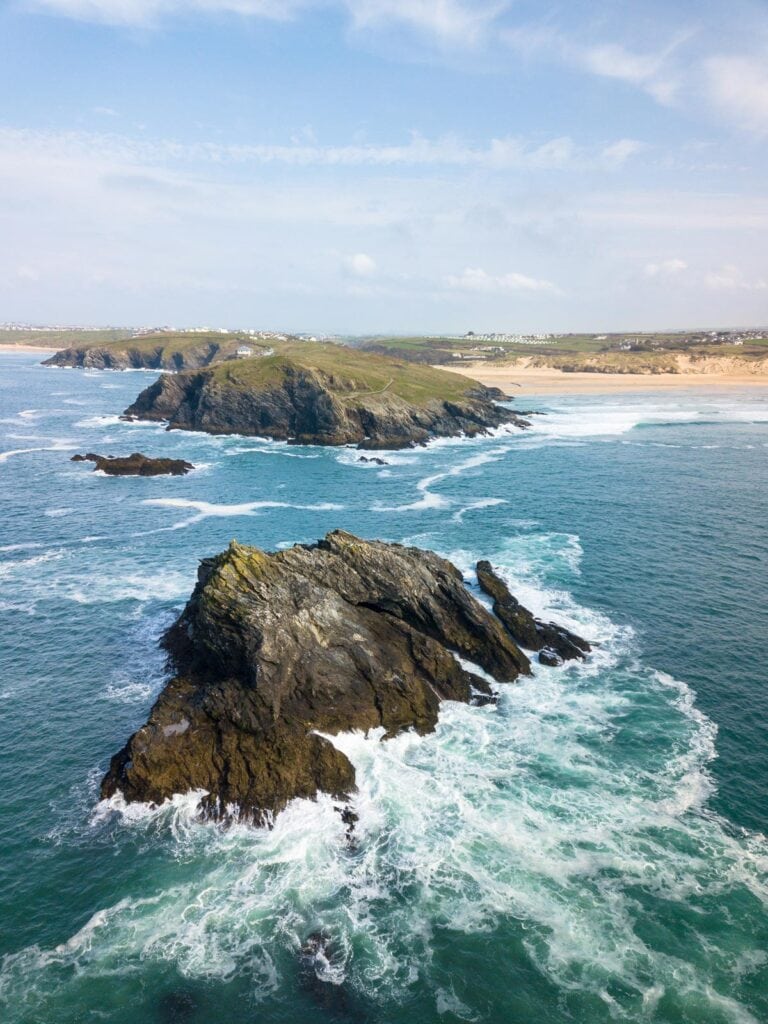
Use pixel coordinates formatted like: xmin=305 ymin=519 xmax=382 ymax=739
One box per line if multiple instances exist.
xmin=1 ymin=0 xmax=767 ymax=333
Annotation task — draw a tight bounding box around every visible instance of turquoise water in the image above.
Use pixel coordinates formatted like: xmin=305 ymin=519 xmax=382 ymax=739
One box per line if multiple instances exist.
xmin=1 ymin=350 xmax=767 ymax=1024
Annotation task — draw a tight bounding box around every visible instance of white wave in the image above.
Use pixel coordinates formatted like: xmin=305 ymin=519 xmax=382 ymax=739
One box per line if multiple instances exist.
xmin=530 ymin=396 xmax=768 ymax=440
xmin=102 ymin=680 xmax=155 ymax=704
xmin=63 ymin=570 xmax=192 ymax=605
xmin=142 ymin=497 xmax=344 ymax=528
xmin=375 ymin=447 xmax=507 ymax=513
xmin=0 ymin=442 xmax=76 ymax=463
xmin=0 ymin=549 xmax=65 ymax=580
xmin=44 ymin=507 xmax=73 ymax=518
xmin=226 ymin=444 xmax=321 ymax=459
xmin=452 ymin=497 xmax=507 ymax=523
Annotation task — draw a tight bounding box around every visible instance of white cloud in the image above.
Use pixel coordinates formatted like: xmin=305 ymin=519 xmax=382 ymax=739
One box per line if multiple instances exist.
xmin=0 ymin=126 xmax=641 ymax=173
xmin=503 ymin=24 xmax=685 ymax=107
xmin=29 ymin=0 xmax=505 ymax=41
xmin=344 ymin=0 xmax=505 ymax=46
xmin=578 ymin=42 xmax=680 ymax=104
xmin=447 ymin=267 xmax=560 ymax=295
xmin=645 ymin=258 xmax=687 ymax=278
xmin=28 ymin=0 xmax=302 ymax=25
xmin=705 ymin=264 xmax=767 ymax=291
xmin=343 ymin=252 xmax=377 ymax=277
xmin=601 ymin=139 xmax=646 ymax=168
xmin=704 ymin=55 xmax=768 ymax=135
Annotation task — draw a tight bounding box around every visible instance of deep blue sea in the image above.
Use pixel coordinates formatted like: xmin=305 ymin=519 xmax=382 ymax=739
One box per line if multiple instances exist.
xmin=1 ymin=350 xmax=767 ymax=1024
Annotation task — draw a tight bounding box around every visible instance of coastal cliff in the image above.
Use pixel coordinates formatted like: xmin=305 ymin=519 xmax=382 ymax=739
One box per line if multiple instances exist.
xmin=122 ymin=342 xmax=525 ymax=448
xmin=42 ymin=332 xmax=274 ymax=371
xmin=101 ymin=532 xmax=588 ymax=822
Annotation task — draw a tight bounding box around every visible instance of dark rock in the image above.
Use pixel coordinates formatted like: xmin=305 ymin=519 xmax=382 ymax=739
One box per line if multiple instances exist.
xmin=122 ymin=364 xmax=528 ymax=449
xmin=476 ymin=560 xmax=591 ymax=662
xmin=358 ymin=456 xmax=388 ymax=465
xmin=538 ymin=649 xmax=564 ymax=667
xmin=71 ymin=452 xmax=194 ymax=476
xmin=44 ymin=340 xmax=227 ymax=371
xmin=101 ymin=532 xmax=536 ymax=822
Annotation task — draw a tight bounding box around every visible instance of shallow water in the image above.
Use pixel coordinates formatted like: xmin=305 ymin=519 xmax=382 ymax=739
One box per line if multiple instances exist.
xmin=1 ymin=352 xmax=767 ymax=1024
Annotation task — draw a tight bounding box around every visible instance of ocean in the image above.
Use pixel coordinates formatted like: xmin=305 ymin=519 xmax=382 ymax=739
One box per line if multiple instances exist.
xmin=1 ymin=349 xmax=767 ymax=1024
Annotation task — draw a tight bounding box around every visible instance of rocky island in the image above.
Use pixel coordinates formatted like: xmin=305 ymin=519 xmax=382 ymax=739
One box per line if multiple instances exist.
xmin=71 ymin=452 xmax=194 ymax=476
xmin=121 ymin=341 xmax=526 ymax=448
xmin=101 ymin=531 xmax=590 ymax=822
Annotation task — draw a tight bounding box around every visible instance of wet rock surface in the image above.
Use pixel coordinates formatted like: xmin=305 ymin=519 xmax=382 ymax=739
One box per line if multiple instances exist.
xmin=475 ymin=560 xmax=591 ymax=663
xmin=71 ymin=452 xmax=194 ymax=476
xmin=100 ymin=532 xmax=590 ymax=823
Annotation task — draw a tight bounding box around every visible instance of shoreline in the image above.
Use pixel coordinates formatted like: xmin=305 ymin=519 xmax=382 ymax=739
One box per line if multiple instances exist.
xmin=436 ymin=361 xmax=768 ymax=396
xmin=0 ymin=344 xmax=54 ymax=353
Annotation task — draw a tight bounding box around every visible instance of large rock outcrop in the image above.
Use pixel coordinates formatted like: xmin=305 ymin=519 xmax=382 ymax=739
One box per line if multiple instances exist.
xmin=101 ymin=532 xmax=583 ymax=822
xmin=122 ymin=355 xmax=525 ymax=449
xmin=71 ymin=452 xmax=194 ymax=476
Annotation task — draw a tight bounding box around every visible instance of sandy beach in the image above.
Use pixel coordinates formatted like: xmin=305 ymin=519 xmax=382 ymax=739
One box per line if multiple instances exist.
xmin=0 ymin=344 xmax=55 ymax=353
xmin=437 ymin=361 xmax=768 ymax=396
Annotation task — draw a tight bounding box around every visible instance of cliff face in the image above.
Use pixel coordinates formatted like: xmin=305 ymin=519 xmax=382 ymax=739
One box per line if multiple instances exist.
xmin=123 ymin=361 xmax=525 ymax=448
xmin=44 ymin=340 xmax=231 ymax=371
xmin=100 ymin=533 xmax=587 ymax=822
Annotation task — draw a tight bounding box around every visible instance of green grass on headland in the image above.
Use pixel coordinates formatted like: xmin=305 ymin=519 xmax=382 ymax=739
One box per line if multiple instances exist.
xmin=211 ymin=341 xmax=482 ymax=406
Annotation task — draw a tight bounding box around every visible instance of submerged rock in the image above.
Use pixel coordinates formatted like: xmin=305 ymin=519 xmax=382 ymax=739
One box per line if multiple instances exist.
xmin=71 ymin=452 xmax=194 ymax=476
xmin=475 ymin=560 xmax=591 ymax=663
xmin=102 ymin=532 xmax=582 ymax=822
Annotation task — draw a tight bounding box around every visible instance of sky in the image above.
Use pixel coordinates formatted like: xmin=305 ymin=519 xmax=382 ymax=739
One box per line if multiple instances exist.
xmin=1 ymin=0 xmax=767 ymax=334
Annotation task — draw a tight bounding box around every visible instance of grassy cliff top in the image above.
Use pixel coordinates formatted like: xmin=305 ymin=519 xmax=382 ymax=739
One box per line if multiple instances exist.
xmin=209 ymin=341 xmax=485 ymax=405
xmin=78 ymin=330 xmax=269 ymax=354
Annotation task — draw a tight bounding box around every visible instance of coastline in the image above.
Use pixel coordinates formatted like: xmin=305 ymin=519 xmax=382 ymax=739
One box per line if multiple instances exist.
xmin=0 ymin=344 xmax=53 ymax=353
xmin=436 ymin=361 xmax=768 ymax=396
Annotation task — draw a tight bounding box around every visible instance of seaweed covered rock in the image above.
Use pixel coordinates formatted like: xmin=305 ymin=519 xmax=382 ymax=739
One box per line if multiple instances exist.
xmin=476 ymin=560 xmax=591 ymax=664
xmin=71 ymin=452 xmax=194 ymax=476
xmin=102 ymin=532 xmax=545 ymax=822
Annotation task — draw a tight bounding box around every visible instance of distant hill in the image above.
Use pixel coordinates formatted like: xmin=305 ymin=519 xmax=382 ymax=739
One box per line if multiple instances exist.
xmin=351 ymin=332 xmax=768 ymax=375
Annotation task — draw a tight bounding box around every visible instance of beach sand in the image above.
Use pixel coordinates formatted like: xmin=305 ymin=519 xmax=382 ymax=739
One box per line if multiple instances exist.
xmin=437 ymin=361 xmax=768 ymax=396
xmin=0 ymin=344 xmax=55 ymax=353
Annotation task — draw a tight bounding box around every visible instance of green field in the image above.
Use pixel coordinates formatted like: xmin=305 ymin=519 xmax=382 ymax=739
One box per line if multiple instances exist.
xmin=350 ymin=331 xmax=768 ymax=370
